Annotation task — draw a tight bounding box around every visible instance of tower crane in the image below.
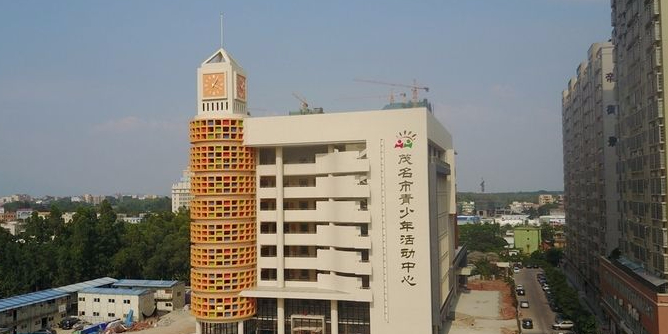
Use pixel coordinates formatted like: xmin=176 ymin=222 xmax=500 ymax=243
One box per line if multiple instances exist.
xmin=337 ymin=91 xmax=407 ymax=104
xmin=292 ymin=92 xmax=309 ymax=112
xmin=354 ymin=78 xmax=429 ymax=104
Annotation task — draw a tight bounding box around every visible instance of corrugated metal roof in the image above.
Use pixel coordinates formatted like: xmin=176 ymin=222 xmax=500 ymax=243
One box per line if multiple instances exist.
xmin=54 ymin=277 xmax=118 ymax=293
xmin=0 ymin=290 xmax=68 ymax=313
xmin=0 ymin=277 xmax=119 ymax=313
xmin=112 ymin=279 xmax=179 ymax=288
xmin=80 ymin=287 xmax=149 ymax=296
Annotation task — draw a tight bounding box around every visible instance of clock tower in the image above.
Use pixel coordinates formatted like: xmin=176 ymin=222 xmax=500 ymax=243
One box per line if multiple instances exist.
xmin=197 ymin=48 xmax=248 ymax=115
xmin=190 ymin=47 xmax=256 ymax=334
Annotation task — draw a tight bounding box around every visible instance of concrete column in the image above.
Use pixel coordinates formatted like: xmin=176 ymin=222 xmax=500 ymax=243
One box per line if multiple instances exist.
xmin=195 ymin=321 xmax=202 ymax=334
xmin=330 ymin=300 xmax=338 ymax=334
xmin=237 ymin=320 xmax=244 ymax=334
xmin=276 ymin=147 xmax=285 ymax=287
xmin=277 ymin=298 xmax=285 ymax=334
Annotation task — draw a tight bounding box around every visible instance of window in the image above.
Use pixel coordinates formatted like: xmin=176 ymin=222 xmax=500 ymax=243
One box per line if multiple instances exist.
xmin=93 ymin=312 xmax=99 ymax=317
xmin=79 ymin=311 xmax=85 ymax=316
xmin=123 ymin=299 xmax=130 ymax=304
xmin=166 ymin=302 xmax=172 ymax=307
xmin=108 ymin=313 xmax=115 ymax=317
xmin=93 ymin=298 xmax=100 ymax=302
xmin=108 ymin=299 xmax=115 ymax=303
xmin=78 ymin=297 xmax=85 ymax=302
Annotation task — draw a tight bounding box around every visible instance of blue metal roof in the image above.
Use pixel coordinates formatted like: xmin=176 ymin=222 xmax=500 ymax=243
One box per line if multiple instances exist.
xmin=112 ymin=279 xmax=180 ymax=288
xmin=54 ymin=277 xmax=118 ymax=293
xmin=0 ymin=290 xmax=68 ymax=313
xmin=0 ymin=277 xmax=118 ymax=313
xmin=80 ymin=287 xmax=150 ymax=296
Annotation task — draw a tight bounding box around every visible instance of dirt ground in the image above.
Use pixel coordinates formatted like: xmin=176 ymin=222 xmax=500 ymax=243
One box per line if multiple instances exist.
xmin=466 ymin=279 xmax=516 ymax=320
xmin=445 ymin=279 xmax=519 ymax=334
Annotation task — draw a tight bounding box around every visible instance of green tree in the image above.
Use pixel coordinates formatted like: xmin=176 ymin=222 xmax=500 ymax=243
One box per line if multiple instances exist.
xmin=459 ymin=223 xmax=508 ymax=252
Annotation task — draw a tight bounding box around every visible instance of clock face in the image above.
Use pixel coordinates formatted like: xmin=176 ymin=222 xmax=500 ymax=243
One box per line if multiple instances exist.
xmin=203 ymin=72 xmax=226 ymax=98
xmin=236 ymin=74 xmax=246 ymax=101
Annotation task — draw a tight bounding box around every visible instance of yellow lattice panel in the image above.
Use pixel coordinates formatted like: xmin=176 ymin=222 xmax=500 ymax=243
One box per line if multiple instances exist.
xmin=190 ymin=118 xmax=245 ymax=142
xmin=191 ymin=268 xmax=256 ymax=293
xmin=191 ymin=294 xmax=255 ymax=321
xmin=191 ymin=174 xmax=255 ymax=195
xmin=191 ymin=244 xmax=257 ymax=268
xmin=190 ymin=144 xmax=255 ymax=172
xmin=191 ymin=220 xmax=256 ymax=243
xmin=190 ymin=198 xmax=256 ymax=220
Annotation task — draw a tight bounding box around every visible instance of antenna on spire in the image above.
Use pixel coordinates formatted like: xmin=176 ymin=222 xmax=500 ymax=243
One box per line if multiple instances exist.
xmin=219 ymin=13 xmax=224 ymax=48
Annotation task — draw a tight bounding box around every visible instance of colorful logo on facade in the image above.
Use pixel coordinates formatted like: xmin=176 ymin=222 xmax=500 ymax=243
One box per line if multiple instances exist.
xmin=395 ymin=131 xmax=417 ymax=149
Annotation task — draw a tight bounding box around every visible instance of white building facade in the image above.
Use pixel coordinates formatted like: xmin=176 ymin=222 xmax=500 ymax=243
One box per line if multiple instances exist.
xmin=240 ymin=107 xmax=463 ymax=334
xmin=171 ymin=168 xmax=193 ymax=213
xmin=77 ymin=288 xmax=154 ymax=324
xmin=111 ymin=279 xmax=185 ymax=312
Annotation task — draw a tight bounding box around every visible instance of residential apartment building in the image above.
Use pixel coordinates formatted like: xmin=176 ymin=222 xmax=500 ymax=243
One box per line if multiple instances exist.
xmin=538 ymin=194 xmax=554 ymax=206
xmin=599 ymin=1 xmax=668 ymax=334
xmin=562 ymin=41 xmax=619 ymax=310
xmin=188 ymin=45 xmax=466 ymax=334
xmin=171 ymin=168 xmax=193 ymax=213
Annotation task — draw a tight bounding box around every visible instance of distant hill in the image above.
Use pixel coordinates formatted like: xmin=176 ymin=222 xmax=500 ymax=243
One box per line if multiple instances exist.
xmin=457 ymin=191 xmax=562 ymax=206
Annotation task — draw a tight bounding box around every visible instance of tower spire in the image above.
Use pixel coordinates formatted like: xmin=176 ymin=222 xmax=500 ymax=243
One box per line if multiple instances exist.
xmin=219 ymin=13 xmax=224 ymax=49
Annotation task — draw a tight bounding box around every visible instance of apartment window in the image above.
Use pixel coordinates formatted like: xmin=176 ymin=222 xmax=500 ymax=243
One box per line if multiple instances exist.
xmin=93 ymin=312 xmax=99 ymax=317
xmin=260 ymin=268 xmax=277 ymax=281
xmin=93 ymin=298 xmax=100 ymax=302
xmin=108 ymin=313 xmax=115 ymax=317
xmin=123 ymin=299 xmax=131 ymax=304
xmin=78 ymin=297 xmax=85 ymax=302
xmin=108 ymin=299 xmax=115 ymax=303
xmin=166 ymin=302 xmax=173 ymax=307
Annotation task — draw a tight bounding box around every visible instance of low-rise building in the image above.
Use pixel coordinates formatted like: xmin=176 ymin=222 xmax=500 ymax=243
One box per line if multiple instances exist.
xmin=0 ymin=278 xmax=117 ymax=333
xmin=538 ymin=194 xmax=554 ymax=206
xmin=15 ymin=210 xmax=32 ymax=221
xmin=514 ymin=226 xmax=542 ymax=254
xmin=77 ymin=288 xmax=154 ymax=324
xmin=111 ymin=280 xmax=185 ymax=312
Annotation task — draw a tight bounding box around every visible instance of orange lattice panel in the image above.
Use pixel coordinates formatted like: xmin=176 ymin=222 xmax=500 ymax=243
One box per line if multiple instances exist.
xmin=191 ymin=244 xmax=257 ymax=268
xmin=190 ymin=144 xmax=255 ymax=172
xmin=191 ymin=174 xmax=255 ymax=195
xmin=191 ymin=220 xmax=256 ymax=243
xmin=190 ymin=198 xmax=256 ymax=220
xmin=191 ymin=267 xmax=257 ymax=293
xmin=191 ymin=294 xmax=256 ymax=321
xmin=189 ymin=118 xmax=245 ymax=142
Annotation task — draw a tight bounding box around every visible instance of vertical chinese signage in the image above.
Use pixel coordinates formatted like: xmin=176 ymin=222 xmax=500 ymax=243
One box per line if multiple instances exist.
xmin=394 ymin=130 xmax=418 ymax=287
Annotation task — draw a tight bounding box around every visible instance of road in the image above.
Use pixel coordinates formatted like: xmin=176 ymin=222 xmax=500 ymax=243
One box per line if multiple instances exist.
xmin=514 ymin=267 xmax=557 ymax=334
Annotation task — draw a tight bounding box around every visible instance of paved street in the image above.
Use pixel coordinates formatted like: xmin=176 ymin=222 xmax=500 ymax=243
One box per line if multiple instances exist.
xmin=514 ymin=267 xmax=557 ymax=334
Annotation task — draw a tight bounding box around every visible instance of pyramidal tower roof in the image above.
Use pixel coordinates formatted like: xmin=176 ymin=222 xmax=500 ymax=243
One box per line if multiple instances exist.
xmin=201 ymin=48 xmax=242 ymax=69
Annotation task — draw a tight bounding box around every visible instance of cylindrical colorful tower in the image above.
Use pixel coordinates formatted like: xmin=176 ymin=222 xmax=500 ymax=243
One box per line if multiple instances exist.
xmin=189 ymin=48 xmax=255 ymax=334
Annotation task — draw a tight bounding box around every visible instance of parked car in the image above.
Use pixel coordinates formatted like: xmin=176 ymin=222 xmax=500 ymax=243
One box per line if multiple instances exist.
xmin=517 ymin=289 xmax=526 ymax=296
xmin=553 ymin=317 xmax=575 ymax=330
xmin=516 ymin=284 xmax=524 ymax=290
xmin=513 ymin=267 xmax=520 ymax=273
xmin=59 ymin=317 xmax=80 ymax=330
xmin=522 ymin=318 xmax=534 ymax=329
xmin=520 ymin=301 xmax=529 ymax=308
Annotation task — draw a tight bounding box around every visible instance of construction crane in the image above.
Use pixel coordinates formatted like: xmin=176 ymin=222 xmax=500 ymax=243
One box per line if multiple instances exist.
xmin=292 ymin=92 xmax=309 ymax=112
xmin=355 ymin=78 xmax=429 ymax=104
xmin=337 ymin=91 xmax=408 ymax=104
xmin=480 ymin=178 xmax=485 ymax=193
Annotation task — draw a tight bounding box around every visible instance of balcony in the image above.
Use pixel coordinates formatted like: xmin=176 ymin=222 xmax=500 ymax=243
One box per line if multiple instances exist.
xmin=258 ymin=200 xmax=370 ymax=224
xmin=259 ymin=225 xmax=370 ymax=249
xmin=258 ymin=248 xmax=371 ymax=275
xmin=256 ymin=150 xmax=369 ymax=176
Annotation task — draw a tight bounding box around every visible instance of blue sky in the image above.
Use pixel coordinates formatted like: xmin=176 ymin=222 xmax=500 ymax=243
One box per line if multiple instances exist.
xmin=0 ymin=0 xmax=611 ymax=196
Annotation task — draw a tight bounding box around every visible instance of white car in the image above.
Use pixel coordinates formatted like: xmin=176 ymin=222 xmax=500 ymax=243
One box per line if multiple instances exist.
xmin=513 ymin=267 xmax=520 ymax=273
xmin=520 ymin=301 xmax=529 ymax=308
xmin=516 ymin=284 xmax=524 ymax=290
